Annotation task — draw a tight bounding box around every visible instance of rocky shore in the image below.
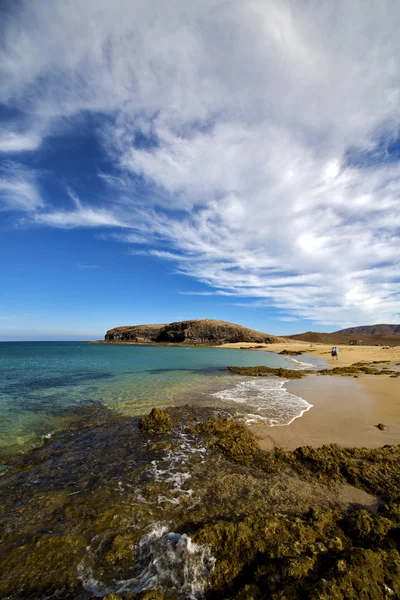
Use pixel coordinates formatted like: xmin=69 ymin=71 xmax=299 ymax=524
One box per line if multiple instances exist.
xmin=1 ymin=404 xmax=399 ymax=599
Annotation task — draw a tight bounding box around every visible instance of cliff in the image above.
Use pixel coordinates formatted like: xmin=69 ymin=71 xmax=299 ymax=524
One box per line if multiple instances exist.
xmin=105 ymin=319 xmax=278 ymax=345
xmin=104 ymin=324 xmax=167 ymax=342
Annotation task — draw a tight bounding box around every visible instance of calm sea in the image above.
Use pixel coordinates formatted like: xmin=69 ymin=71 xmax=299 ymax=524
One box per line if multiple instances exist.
xmin=0 ymin=342 xmax=323 ymax=452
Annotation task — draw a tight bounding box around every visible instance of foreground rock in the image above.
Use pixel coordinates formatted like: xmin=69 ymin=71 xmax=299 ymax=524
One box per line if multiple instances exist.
xmin=1 ymin=406 xmax=400 ymax=599
xmin=105 ymin=319 xmax=278 ymax=345
xmin=140 ymin=408 xmax=173 ymax=433
xmin=227 ymin=361 xmax=400 ymax=378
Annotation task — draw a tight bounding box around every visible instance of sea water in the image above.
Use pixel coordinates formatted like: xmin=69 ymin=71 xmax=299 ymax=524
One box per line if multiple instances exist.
xmin=0 ymin=342 xmax=324 ymax=452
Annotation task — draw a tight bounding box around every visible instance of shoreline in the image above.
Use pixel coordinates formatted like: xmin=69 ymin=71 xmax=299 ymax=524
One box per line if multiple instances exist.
xmin=249 ymin=374 xmax=400 ymax=451
xmin=220 ymin=340 xmax=400 ymax=367
xmin=220 ymin=341 xmax=399 ymax=450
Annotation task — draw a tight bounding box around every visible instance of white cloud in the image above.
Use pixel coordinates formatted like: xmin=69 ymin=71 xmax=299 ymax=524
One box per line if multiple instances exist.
xmin=0 ymin=162 xmax=44 ymax=211
xmin=35 ymin=207 xmax=125 ymax=229
xmin=0 ymin=130 xmax=42 ymax=153
xmin=1 ymin=0 xmax=400 ymax=325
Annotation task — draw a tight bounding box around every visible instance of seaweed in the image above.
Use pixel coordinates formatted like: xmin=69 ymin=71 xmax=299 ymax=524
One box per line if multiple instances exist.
xmin=227 ymin=366 xmax=310 ymax=379
xmin=1 ymin=410 xmax=400 ymax=600
xmin=140 ymin=408 xmax=173 ymax=433
xmin=227 ymin=362 xmax=400 ymax=379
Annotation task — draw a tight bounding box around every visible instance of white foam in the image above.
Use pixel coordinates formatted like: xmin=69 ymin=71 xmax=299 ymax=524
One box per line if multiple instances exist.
xmin=139 ymin=432 xmax=208 ymax=506
xmin=212 ymin=378 xmax=312 ymax=426
xmin=288 ymin=357 xmax=314 ymax=369
xmin=78 ymin=522 xmax=215 ymax=599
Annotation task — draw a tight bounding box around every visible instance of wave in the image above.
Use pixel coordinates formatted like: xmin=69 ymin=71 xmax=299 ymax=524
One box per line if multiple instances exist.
xmin=288 ymin=356 xmax=314 ymax=369
xmin=78 ymin=523 xmax=215 ymax=599
xmin=212 ymin=378 xmax=312 ymax=426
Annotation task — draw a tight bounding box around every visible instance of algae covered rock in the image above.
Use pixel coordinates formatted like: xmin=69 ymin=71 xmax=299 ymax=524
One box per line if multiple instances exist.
xmin=139 ymin=408 xmax=173 ymax=433
xmin=309 ymin=548 xmax=400 ymax=600
xmin=188 ymin=418 xmax=259 ymax=459
xmin=227 ymin=365 xmax=308 ymax=379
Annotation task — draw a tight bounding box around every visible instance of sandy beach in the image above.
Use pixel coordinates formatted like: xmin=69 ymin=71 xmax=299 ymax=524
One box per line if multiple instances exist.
xmin=220 ymin=342 xmax=400 ymax=450
xmin=250 ymin=375 xmax=400 ymax=450
xmin=220 ymin=340 xmax=400 ymax=367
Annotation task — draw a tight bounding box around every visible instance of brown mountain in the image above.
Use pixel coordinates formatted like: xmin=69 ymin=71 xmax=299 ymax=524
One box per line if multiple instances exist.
xmin=288 ymin=325 xmax=400 ymax=347
xmin=334 ymin=324 xmax=400 ymax=335
xmin=105 ymin=319 xmax=278 ymax=345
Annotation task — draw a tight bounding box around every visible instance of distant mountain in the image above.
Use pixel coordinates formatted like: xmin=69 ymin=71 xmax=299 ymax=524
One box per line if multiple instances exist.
xmin=334 ymin=324 xmax=400 ymax=335
xmin=104 ymin=319 xmax=279 ymax=345
xmin=288 ymin=325 xmax=400 ymax=346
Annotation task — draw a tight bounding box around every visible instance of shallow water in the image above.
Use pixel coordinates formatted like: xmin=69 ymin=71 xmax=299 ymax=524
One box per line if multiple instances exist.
xmin=0 ymin=342 xmax=324 ymax=451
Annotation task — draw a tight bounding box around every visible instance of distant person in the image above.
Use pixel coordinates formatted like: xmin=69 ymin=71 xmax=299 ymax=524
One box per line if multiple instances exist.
xmin=331 ymin=347 xmax=335 ymax=359
xmin=333 ymin=346 xmax=339 ymax=361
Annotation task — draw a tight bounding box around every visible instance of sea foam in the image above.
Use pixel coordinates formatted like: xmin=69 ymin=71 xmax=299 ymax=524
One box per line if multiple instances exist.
xmin=78 ymin=523 xmax=215 ymax=599
xmin=212 ymin=377 xmax=312 ymax=426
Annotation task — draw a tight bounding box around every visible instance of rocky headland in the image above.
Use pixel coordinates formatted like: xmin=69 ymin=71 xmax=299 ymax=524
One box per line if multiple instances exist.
xmin=103 ymin=319 xmax=278 ymax=345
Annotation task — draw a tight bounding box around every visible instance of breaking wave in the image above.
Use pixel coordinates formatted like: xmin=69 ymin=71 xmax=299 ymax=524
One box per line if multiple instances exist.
xmin=212 ymin=378 xmax=312 ymax=426
xmin=78 ymin=523 xmax=215 ymax=599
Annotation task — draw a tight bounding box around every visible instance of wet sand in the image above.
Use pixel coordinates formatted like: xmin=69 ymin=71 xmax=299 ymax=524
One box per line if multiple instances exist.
xmin=250 ymin=375 xmax=400 ymax=451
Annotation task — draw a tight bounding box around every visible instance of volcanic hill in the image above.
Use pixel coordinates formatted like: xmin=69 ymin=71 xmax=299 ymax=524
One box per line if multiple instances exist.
xmin=288 ymin=324 xmax=400 ymax=346
xmin=104 ymin=319 xmax=278 ymax=345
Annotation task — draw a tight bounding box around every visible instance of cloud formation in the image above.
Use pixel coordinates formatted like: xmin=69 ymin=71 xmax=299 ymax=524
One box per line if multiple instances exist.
xmin=1 ymin=0 xmax=400 ymax=326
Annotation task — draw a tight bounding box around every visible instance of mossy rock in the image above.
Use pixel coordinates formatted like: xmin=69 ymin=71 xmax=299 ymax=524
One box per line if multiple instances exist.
xmin=343 ymin=508 xmax=395 ymax=547
xmin=188 ymin=418 xmax=259 ymax=459
xmin=310 ymin=548 xmax=400 ymax=599
xmin=0 ymin=534 xmax=86 ymax=597
xmin=227 ymin=366 xmax=309 ymax=379
xmin=139 ymin=408 xmax=173 ymax=433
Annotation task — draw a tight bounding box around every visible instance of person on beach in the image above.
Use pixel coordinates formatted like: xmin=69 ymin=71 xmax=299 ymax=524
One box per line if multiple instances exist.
xmin=331 ymin=347 xmax=336 ymax=359
xmin=333 ymin=346 xmax=339 ymax=360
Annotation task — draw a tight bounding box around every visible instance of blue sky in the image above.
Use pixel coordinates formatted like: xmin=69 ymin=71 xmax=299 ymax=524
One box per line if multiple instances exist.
xmin=1 ymin=1 xmax=400 ymax=340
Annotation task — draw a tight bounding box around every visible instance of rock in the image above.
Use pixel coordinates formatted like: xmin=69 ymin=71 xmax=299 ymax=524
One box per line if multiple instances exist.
xmin=376 ymin=423 xmax=387 ymax=431
xmin=188 ymin=417 xmax=260 ymax=460
xmin=105 ymin=319 xmax=279 ymax=345
xmin=227 ymin=365 xmax=310 ymax=379
xmin=105 ymin=324 xmax=166 ymax=342
xmin=139 ymin=408 xmax=173 ymax=433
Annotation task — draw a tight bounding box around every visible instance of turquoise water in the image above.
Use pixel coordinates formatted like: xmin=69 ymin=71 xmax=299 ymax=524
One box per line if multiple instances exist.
xmin=0 ymin=342 xmax=323 ymax=451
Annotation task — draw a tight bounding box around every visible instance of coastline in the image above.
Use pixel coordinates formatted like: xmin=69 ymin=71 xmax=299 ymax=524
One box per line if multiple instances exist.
xmin=1 ymin=343 xmax=400 ymax=597
xmin=219 ymin=340 xmax=400 ymax=367
xmin=218 ymin=341 xmax=400 ymax=450
xmin=249 ymin=375 xmax=400 ymax=451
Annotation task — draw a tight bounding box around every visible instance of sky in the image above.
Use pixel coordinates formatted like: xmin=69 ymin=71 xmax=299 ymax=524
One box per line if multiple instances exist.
xmin=1 ymin=0 xmax=400 ymax=341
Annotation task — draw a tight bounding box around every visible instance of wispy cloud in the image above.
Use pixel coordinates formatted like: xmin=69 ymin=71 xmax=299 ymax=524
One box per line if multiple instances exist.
xmin=35 ymin=206 xmax=125 ymax=228
xmin=1 ymin=1 xmax=400 ymax=326
xmin=0 ymin=130 xmax=42 ymax=153
xmin=76 ymin=264 xmax=100 ymax=270
xmin=0 ymin=161 xmax=44 ymax=211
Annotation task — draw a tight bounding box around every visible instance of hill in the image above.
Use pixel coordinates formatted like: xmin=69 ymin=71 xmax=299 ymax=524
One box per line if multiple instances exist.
xmin=334 ymin=324 xmax=400 ymax=335
xmin=104 ymin=319 xmax=278 ymax=345
xmin=288 ymin=327 xmax=400 ymax=346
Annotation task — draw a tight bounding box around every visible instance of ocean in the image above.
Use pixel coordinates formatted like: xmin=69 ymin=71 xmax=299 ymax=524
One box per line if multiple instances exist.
xmin=0 ymin=342 xmax=323 ymax=453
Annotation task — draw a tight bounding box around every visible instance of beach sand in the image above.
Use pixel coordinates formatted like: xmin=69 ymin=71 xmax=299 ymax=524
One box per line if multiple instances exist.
xmin=220 ymin=341 xmax=400 ymax=450
xmin=220 ymin=340 xmax=400 ymax=367
xmin=249 ymin=375 xmax=400 ymax=451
